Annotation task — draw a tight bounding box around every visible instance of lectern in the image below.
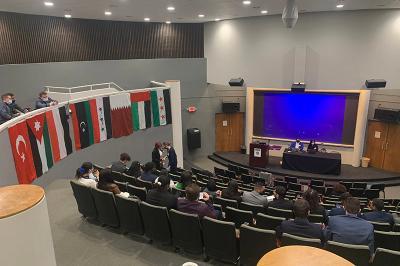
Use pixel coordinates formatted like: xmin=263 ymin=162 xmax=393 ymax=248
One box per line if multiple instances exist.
xmin=249 ymin=142 xmax=269 ymax=168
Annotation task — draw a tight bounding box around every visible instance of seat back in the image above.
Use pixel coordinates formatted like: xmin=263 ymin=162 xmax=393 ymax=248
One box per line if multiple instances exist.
xmin=240 ymin=224 xmax=276 ymax=265
xmin=364 ymin=189 xmax=380 ymax=200
xmin=93 ymin=163 xmax=104 ymax=171
xmin=139 ymin=202 xmax=171 ymax=244
xmin=267 ymin=207 xmax=293 ymax=219
xmin=70 ymin=180 xmax=97 ymax=219
xmin=374 ymin=231 xmax=400 ymax=251
xmin=214 ymin=167 xmax=225 ymax=177
xmin=310 ymin=179 xmax=324 ymax=187
xmin=394 ymin=224 xmax=400 ymax=232
xmin=127 ymin=185 xmax=147 ymax=201
xmin=274 ymin=180 xmax=287 ymax=188
xmin=372 ymin=248 xmax=400 ymax=266
xmin=91 ymin=188 xmax=119 ymax=227
xmin=353 ymin=182 xmax=367 ymax=189
xmin=225 ymin=170 xmax=236 ymax=179
xmin=171 ymin=187 xmax=186 ymax=197
xmin=285 ymin=176 xmax=298 ymax=184
xmin=112 ymin=170 xmax=126 ymax=182
xmin=370 ymin=222 xmax=392 ymax=232
xmin=114 ymin=195 xmax=144 ymax=235
xmin=239 ymin=202 xmax=265 ymax=216
xmin=256 ymin=213 xmax=285 ymax=230
xmin=114 ymin=180 xmax=127 ymax=192
xmin=202 ymin=216 xmax=239 ymax=264
xmin=370 ymin=184 xmax=385 ymax=191
xmin=213 ymin=197 xmax=238 ymax=211
xmin=288 ymin=182 xmax=302 ymax=192
xmin=340 ymin=181 xmax=353 ymax=190
xmin=308 ymin=214 xmax=324 ymax=224
xmin=350 ymin=188 xmax=365 ymax=198
xmin=123 ymin=174 xmax=136 ymax=186
xmin=136 ymin=178 xmax=154 ymax=190
xmin=253 ymin=176 xmax=266 ymax=185
xmin=281 ymin=233 xmax=321 ymax=248
xmin=225 ymin=207 xmax=253 ymax=228
xmin=312 ymin=185 xmax=326 ymax=195
xmin=168 ymin=173 xmax=181 ymax=182
xmin=326 ymin=241 xmax=370 ymax=266
xmin=241 ymin=174 xmax=253 ymax=184
xmin=169 ymin=209 xmax=203 ymax=254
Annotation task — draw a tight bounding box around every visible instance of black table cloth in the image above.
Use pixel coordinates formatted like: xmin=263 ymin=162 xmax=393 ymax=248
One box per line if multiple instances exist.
xmin=282 ymin=151 xmax=341 ymax=175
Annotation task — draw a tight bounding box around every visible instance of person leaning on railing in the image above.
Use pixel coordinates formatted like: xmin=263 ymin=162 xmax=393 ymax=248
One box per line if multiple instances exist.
xmin=35 ymin=91 xmax=58 ymax=109
xmin=0 ymin=93 xmax=21 ymax=124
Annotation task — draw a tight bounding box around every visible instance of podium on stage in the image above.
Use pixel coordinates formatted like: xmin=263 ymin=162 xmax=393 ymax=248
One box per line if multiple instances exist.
xmin=249 ymin=142 xmax=269 ymax=168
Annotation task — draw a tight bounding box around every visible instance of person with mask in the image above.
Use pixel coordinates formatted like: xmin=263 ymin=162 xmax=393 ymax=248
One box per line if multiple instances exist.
xmin=0 ymin=94 xmax=20 ymax=124
xmin=75 ymin=162 xmax=98 ymax=188
xmin=289 ymin=139 xmax=304 ymax=151
xmin=7 ymin=93 xmax=30 ymax=114
xmin=163 ymin=142 xmax=177 ymax=172
xmin=35 ymin=91 xmax=58 ymax=109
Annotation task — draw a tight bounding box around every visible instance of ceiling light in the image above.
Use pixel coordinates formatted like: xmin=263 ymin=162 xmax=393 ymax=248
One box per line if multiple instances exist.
xmin=215 ymin=18 xmax=221 ymax=21
xmin=105 ymin=11 xmax=112 ymax=16
xmin=44 ymin=2 xmax=54 ymax=7
xmin=166 ymin=21 xmax=171 ymax=24
xmin=198 ymin=14 xmax=205 ymax=18
xmin=167 ymin=6 xmax=175 ymax=11
xmin=64 ymin=14 xmax=72 ymax=18
xmin=243 ymin=1 xmax=251 ymax=5
xmin=336 ymin=4 xmax=344 ymax=8
xmin=144 ymin=17 xmax=150 ymax=22
xmin=261 ymin=10 xmax=268 ymax=14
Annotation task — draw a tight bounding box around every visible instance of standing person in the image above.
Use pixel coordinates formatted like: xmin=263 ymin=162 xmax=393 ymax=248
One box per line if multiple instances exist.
xmin=152 ymin=142 xmax=163 ymax=170
xmin=0 ymin=94 xmax=20 ymax=124
xmin=75 ymin=162 xmax=98 ymax=188
xmin=110 ymin=153 xmax=131 ymax=173
xmin=7 ymin=93 xmax=30 ymax=114
xmin=35 ymin=91 xmax=58 ymax=109
xmin=164 ymin=142 xmax=177 ymax=172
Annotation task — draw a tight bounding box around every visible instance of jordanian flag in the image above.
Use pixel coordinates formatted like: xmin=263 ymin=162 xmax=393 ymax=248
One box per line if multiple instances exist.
xmin=26 ymin=113 xmax=53 ymax=177
xmin=150 ymin=89 xmax=172 ymax=127
xmin=130 ymin=91 xmax=151 ymax=131
xmin=70 ymin=101 xmax=95 ymax=150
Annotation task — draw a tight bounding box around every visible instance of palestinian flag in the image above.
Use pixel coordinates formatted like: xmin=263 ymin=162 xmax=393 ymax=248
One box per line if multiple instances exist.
xmin=150 ymin=89 xmax=172 ymax=127
xmin=70 ymin=101 xmax=94 ymax=150
xmin=45 ymin=106 xmax=73 ymax=162
xmin=110 ymin=93 xmax=133 ymax=138
xmin=130 ymin=91 xmax=151 ymax=131
xmin=8 ymin=121 xmax=37 ymax=184
xmin=26 ymin=113 xmax=53 ymax=177
xmin=95 ymin=96 xmax=112 ymax=141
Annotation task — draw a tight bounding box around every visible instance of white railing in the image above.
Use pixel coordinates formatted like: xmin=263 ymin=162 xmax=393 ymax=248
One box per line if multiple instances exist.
xmin=44 ymin=82 xmax=125 ymax=93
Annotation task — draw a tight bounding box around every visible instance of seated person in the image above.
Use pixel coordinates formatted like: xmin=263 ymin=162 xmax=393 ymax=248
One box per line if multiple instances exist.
xmin=203 ymin=179 xmax=219 ymax=199
xmin=125 ymin=161 xmax=142 ymax=178
xmin=329 ymin=192 xmax=351 ymax=216
xmin=330 ymin=183 xmax=347 ymax=197
xmin=363 ymin=198 xmax=394 ymax=226
xmin=111 ymin=153 xmax=131 ymax=173
xmin=35 ymin=91 xmax=58 ymax=109
xmin=75 ymin=162 xmax=98 ymax=188
xmin=307 ymin=140 xmax=318 ymax=152
xmin=289 ymin=139 xmax=304 ymax=151
xmin=155 ymin=169 xmax=175 ymax=188
xmin=0 ymin=93 xmax=20 ymax=124
xmin=146 ymin=175 xmax=178 ymax=209
xmin=175 ymin=170 xmax=193 ymax=190
xmin=303 ymin=189 xmax=327 ymax=224
xmin=140 ymin=162 xmax=158 ymax=183
xmin=7 ymin=93 xmax=30 ymax=114
xmin=242 ymin=182 xmax=268 ymax=207
xmin=97 ymin=168 xmax=129 ymax=198
xmin=221 ymin=180 xmax=243 ymax=202
xmin=177 ymin=183 xmax=217 ymax=219
xmin=267 ymin=186 xmax=293 ymax=210
xmin=326 ymin=197 xmax=374 ymax=254
xmin=276 ymin=199 xmax=325 ymax=243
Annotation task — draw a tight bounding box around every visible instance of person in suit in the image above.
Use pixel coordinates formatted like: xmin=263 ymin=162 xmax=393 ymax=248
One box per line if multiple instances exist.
xmin=140 ymin=162 xmax=158 ymax=183
xmin=35 ymin=91 xmax=58 ymax=109
xmin=267 ymin=186 xmax=294 ymax=210
xmin=126 ymin=161 xmax=142 ymax=178
xmin=276 ymin=199 xmax=325 ymax=244
xmin=242 ymin=182 xmax=268 ymax=207
xmin=164 ymin=142 xmax=177 ymax=172
xmin=0 ymin=94 xmax=20 ymax=124
xmin=326 ymin=197 xmax=374 ymax=254
xmin=289 ymin=139 xmax=304 ymax=151
xmin=110 ymin=153 xmax=131 ymax=173
xmin=307 ymin=140 xmax=319 ymax=152
xmin=328 ymin=192 xmax=351 ymax=217
xmin=363 ymin=198 xmax=395 ymax=226
xmin=152 ymin=142 xmax=163 ymax=170
xmin=146 ymin=175 xmax=178 ymax=210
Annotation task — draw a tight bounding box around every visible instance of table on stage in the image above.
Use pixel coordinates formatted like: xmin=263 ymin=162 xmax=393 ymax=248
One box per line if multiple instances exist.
xmin=282 ymin=151 xmax=341 ymax=175
xmin=257 ymin=246 xmax=353 ymax=266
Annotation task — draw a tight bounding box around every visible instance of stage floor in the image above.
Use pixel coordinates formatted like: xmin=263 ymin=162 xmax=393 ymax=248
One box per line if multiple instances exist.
xmin=209 ymin=152 xmax=400 ymax=185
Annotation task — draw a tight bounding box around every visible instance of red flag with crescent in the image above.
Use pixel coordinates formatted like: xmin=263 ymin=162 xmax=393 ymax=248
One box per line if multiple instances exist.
xmin=8 ymin=121 xmax=37 ymax=184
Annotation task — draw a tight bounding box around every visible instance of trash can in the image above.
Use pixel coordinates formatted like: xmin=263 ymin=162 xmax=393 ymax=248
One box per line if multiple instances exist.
xmin=361 ymin=157 xmax=370 ymax=168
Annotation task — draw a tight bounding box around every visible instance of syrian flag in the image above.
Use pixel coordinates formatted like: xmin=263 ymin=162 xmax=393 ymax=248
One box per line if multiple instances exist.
xmin=110 ymin=93 xmax=133 ymax=138
xmin=8 ymin=121 xmax=37 ymax=184
xmin=95 ymin=96 xmax=112 ymax=141
xmin=45 ymin=106 xmax=73 ymax=162
xmin=26 ymin=113 xmax=53 ymax=177
xmin=70 ymin=101 xmax=95 ymax=150
xmin=130 ymin=91 xmax=152 ymax=131
xmin=150 ymin=89 xmax=172 ymax=127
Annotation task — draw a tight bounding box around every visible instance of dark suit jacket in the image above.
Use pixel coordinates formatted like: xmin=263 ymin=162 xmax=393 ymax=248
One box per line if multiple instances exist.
xmin=276 ymin=218 xmax=325 ymax=242
xmin=167 ymin=147 xmax=177 ymax=170
xmin=152 ymin=148 xmax=162 ymax=170
xmin=363 ymin=211 xmax=395 ymax=226
xmin=267 ymin=198 xmax=294 ymax=210
xmin=146 ymin=189 xmax=178 ymax=209
xmin=110 ymin=161 xmax=127 ymax=173
xmin=328 ymin=206 xmax=346 ymax=216
xmin=141 ymin=171 xmax=157 ymax=183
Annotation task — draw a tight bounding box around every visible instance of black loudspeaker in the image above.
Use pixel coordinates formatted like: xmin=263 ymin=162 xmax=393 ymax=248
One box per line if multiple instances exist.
xmin=374 ymin=108 xmax=400 ymax=123
xmin=222 ymin=102 xmax=240 ymax=113
xmin=365 ymin=79 xmax=386 ymax=88
xmin=291 ymin=83 xmax=306 ymax=92
xmin=229 ymin=78 xmax=244 ymax=87
xmin=187 ymin=128 xmax=201 ymax=150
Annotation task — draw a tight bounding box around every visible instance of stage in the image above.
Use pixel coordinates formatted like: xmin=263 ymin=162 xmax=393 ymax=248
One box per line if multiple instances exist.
xmin=209 ymin=152 xmax=400 ymax=186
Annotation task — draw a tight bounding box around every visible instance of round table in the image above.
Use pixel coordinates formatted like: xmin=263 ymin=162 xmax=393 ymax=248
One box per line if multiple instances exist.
xmin=0 ymin=185 xmax=56 ymax=266
xmin=257 ymin=246 xmax=354 ymax=266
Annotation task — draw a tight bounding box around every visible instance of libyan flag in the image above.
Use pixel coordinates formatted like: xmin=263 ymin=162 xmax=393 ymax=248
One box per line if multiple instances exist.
xmin=130 ymin=91 xmax=152 ymax=131
xmin=150 ymin=89 xmax=172 ymax=127
xmin=26 ymin=113 xmax=53 ymax=177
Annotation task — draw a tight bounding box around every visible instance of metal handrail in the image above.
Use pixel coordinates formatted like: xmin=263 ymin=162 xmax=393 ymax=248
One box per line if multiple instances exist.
xmin=45 ymin=82 xmax=125 ymax=93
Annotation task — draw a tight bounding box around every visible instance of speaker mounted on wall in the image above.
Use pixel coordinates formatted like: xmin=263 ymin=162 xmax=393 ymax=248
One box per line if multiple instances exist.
xmin=365 ymin=79 xmax=387 ymax=89
xmin=374 ymin=108 xmax=400 ymax=123
xmin=291 ymin=82 xmax=306 ymax=92
xmin=222 ymin=102 xmax=240 ymax=113
xmin=229 ymin=78 xmax=245 ymax=87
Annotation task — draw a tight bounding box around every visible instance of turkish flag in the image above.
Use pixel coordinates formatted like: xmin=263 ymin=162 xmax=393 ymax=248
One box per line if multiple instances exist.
xmin=8 ymin=121 xmax=37 ymax=184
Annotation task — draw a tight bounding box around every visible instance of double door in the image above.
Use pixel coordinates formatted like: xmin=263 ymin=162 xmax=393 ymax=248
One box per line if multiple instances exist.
xmin=215 ymin=112 xmax=244 ymax=152
xmin=365 ymin=120 xmax=400 ymax=172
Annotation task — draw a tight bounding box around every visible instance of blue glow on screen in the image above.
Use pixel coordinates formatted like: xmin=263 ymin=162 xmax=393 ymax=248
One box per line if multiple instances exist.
xmin=262 ymin=92 xmax=346 ymax=143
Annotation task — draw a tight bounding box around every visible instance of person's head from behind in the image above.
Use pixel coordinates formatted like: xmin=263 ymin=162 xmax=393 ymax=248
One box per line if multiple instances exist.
xmin=129 ymin=161 xmax=141 ymax=172
xmin=144 ymin=162 xmax=155 ymax=173
xmin=75 ymin=162 xmax=93 ymax=178
xmin=163 ymin=142 xmax=171 ymax=149
xmin=254 ymin=182 xmax=265 ymax=193
xmin=155 ymin=175 xmax=171 ymax=191
xmin=180 ymin=170 xmax=193 ymax=187
xmin=98 ymin=168 xmax=114 ymax=184
xmin=340 ymin=192 xmax=351 ymax=205
xmin=293 ymin=199 xmax=310 ymax=219
xmin=206 ymin=179 xmax=217 ymax=192
xmin=39 ymin=91 xmax=48 ymax=101
xmin=370 ymin=198 xmax=384 ymax=212
xmin=160 ymin=169 xmax=168 ymax=176
xmin=1 ymin=93 xmax=12 ymax=104
xmin=333 ymin=183 xmax=347 ymax=194
xmin=119 ymin=153 xmax=131 ymax=164
xmin=303 ymin=189 xmax=320 ymax=210
xmin=274 ymin=186 xmax=286 ymax=199
xmin=185 ymin=183 xmax=201 ymax=202
xmin=227 ymin=180 xmax=239 ymax=194
xmin=155 ymin=142 xmax=162 ymax=149
xmin=344 ymin=197 xmax=360 ymax=215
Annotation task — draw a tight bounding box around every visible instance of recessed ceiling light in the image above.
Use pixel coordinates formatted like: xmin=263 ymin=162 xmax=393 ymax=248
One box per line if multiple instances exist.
xmin=64 ymin=14 xmax=72 ymax=18
xmin=261 ymin=10 xmax=268 ymax=14
xmin=198 ymin=14 xmax=205 ymax=18
xmin=243 ymin=0 xmax=251 ymax=5
xmin=215 ymin=18 xmax=221 ymax=21
xmin=144 ymin=17 xmax=150 ymax=22
xmin=105 ymin=11 xmax=112 ymax=16
xmin=167 ymin=6 xmax=175 ymax=11
xmin=44 ymin=2 xmax=54 ymax=7
xmin=336 ymin=4 xmax=344 ymax=8
xmin=166 ymin=21 xmax=171 ymax=24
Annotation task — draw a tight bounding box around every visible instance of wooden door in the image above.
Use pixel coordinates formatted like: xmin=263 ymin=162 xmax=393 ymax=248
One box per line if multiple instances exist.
xmin=383 ymin=124 xmax=400 ymax=172
xmin=229 ymin=112 xmax=244 ymax=152
xmin=215 ymin=113 xmax=230 ymax=152
xmin=364 ymin=121 xmax=388 ymax=168
xmin=215 ymin=112 xmax=244 ymax=152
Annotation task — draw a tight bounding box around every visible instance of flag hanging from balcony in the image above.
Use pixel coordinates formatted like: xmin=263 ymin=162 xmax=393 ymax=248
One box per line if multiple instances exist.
xmin=150 ymin=89 xmax=172 ymax=127
xmin=130 ymin=91 xmax=152 ymax=131
xmin=110 ymin=93 xmax=133 ymax=138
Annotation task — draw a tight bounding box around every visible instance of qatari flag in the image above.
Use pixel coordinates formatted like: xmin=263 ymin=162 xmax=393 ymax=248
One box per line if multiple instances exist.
xmin=110 ymin=93 xmax=133 ymax=138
